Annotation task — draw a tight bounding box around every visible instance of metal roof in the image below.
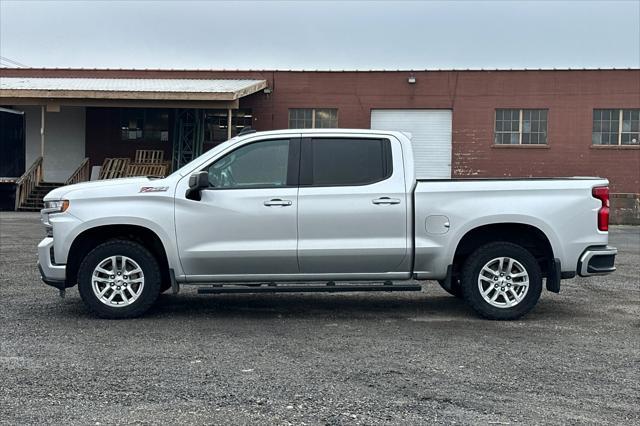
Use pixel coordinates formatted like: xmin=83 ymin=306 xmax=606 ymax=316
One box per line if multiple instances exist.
xmin=1 ymin=66 xmax=638 ymax=72
xmin=0 ymin=77 xmax=267 ymax=101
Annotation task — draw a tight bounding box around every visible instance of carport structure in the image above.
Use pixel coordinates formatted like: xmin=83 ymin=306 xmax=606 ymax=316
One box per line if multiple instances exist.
xmin=0 ymin=76 xmax=267 ymax=210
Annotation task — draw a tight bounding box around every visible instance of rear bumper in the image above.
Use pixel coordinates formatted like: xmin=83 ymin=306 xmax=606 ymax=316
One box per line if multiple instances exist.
xmin=37 ymin=237 xmax=67 ymax=289
xmin=578 ymin=246 xmax=617 ymax=277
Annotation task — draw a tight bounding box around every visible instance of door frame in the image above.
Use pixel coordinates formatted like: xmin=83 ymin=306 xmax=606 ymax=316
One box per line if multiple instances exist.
xmin=173 ymin=135 xmax=301 ymax=282
xmin=294 ymin=134 xmax=412 ymax=280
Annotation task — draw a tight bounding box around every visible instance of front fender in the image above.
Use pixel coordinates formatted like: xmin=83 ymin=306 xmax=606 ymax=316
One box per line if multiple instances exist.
xmin=60 ymin=215 xmax=183 ymax=277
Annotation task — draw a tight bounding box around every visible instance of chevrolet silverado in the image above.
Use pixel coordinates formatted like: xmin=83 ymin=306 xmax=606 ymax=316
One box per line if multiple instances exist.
xmin=38 ymin=129 xmax=617 ymax=319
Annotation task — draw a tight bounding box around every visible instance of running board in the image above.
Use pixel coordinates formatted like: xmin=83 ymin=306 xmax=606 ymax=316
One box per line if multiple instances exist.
xmin=197 ymin=283 xmax=422 ymax=294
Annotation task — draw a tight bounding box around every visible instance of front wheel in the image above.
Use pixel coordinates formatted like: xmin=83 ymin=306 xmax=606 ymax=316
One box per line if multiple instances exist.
xmin=77 ymin=240 xmax=162 ymax=319
xmin=461 ymin=242 xmax=542 ymax=320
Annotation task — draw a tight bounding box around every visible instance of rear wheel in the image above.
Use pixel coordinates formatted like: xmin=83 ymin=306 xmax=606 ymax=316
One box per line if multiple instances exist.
xmin=461 ymin=242 xmax=542 ymax=320
xmin=78 ymin=240 xmax=162 ymax=319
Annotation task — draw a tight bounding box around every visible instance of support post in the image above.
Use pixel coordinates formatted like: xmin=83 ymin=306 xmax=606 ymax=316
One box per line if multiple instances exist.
xmin=227 ymin=108 xmax=232 ymax=140
xmin=40 ymin=105 xmax=45 ymax=158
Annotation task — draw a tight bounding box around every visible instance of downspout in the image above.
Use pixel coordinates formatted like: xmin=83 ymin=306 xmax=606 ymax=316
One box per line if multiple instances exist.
xmin=271 ymin=71 xmax=275 ymax=129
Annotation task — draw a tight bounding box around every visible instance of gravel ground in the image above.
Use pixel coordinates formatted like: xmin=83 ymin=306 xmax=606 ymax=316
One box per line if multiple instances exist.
xmin=1 ymin=212 xmax=638 ymax=425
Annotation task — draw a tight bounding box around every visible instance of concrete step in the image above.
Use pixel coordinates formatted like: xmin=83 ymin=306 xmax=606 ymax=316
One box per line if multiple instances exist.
xmin=34 ymin=187 xmax=60 ymax=191
xmin=24 ymin=196 xmax=46 ymax=202
xmin=32 ymin=185 xmax=64 ymax=192
xmin=37 ymin=182 xmax=65 ymax=187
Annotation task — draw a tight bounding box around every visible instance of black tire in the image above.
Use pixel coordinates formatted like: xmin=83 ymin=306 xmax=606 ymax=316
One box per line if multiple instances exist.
xmin=160 ymin=281 xmax=172 ymax=294
xmin=437 ymin=279 xmax=463 ymax=298
xmin=460 ymin=242 xmax=542 ymax=320
xmin=78 ymin=240 xmax=162 ymax=319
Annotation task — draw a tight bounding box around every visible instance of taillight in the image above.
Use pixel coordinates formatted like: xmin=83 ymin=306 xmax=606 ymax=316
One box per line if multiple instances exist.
xmin=592 ymin=186 xmax=609 ymax=231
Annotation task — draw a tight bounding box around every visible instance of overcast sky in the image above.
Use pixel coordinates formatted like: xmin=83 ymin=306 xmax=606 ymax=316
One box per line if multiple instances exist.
xmin=1 ymin=0 xmax=638 ymax=70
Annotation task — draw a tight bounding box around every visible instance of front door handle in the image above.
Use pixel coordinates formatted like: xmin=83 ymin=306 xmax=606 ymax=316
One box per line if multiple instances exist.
xmin=264 ymin=198 xmax=292 ymax=207
xmin=372 ymin=197 xmax=401 ymax=205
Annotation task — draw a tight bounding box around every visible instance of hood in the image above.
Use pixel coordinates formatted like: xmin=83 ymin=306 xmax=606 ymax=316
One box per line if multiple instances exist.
xmin=43 ymin=177 xmax=154 ymax=201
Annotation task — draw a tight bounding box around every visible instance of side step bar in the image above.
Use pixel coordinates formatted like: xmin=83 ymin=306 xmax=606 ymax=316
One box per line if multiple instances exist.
xmin=197 ymin=282 xmax=422 ymax=295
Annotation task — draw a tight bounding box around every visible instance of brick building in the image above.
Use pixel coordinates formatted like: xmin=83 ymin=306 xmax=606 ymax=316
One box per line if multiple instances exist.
xmin=0 ymin=67 xmax=638 ymax=221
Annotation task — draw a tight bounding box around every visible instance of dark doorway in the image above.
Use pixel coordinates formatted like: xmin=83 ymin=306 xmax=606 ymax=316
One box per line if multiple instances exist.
xmin=0 ymin=107 xmax=25 ymax=177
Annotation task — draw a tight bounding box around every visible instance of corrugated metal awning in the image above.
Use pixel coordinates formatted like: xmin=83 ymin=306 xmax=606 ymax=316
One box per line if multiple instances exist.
xmin=0 ymin=77 xmax=267 ymax=101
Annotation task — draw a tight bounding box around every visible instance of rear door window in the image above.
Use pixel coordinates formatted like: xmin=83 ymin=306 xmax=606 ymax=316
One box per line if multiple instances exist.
xmin=301 ymin=138 xmax=392 ymax=186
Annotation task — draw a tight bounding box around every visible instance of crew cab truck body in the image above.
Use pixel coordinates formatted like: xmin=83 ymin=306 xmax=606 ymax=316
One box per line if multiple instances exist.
xmin=38 ymin=129 xmax=617 ymax=319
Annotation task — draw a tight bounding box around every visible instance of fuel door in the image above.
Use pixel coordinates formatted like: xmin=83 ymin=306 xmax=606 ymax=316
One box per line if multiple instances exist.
xmin=425 ymin=215 xmax=451 ymax=235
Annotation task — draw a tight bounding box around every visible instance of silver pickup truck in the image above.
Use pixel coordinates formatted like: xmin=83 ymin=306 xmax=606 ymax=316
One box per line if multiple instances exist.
xmin=38 ymin=129 xmax=617 ymax=320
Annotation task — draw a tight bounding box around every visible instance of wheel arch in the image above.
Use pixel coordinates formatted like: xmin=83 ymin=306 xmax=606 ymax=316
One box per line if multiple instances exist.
xmin=451 ymin=222 xmax=555 ymax=278
xmin=66 ymin=224 xmax=171 ymax=290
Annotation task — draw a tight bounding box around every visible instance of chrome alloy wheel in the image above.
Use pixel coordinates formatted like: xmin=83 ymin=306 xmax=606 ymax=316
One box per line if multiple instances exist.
xmin=91 ymin=255 xmax=145 ymax=307
xmin=478 ymin=257 xmax=529 ymax=308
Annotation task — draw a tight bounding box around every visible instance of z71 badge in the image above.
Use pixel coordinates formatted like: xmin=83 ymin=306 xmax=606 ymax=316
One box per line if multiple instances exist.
xmin=139 ymin=186 xmax=169 ymax=193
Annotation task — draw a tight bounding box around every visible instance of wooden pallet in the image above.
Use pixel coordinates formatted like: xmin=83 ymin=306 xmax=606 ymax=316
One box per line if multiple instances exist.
xmin=99 ymin=158 xmax=130 ymax=179
xmin=134 ymin=150 xmax=165 ymax=164
xmin=126 ymin=163 xmax=168 ymax=177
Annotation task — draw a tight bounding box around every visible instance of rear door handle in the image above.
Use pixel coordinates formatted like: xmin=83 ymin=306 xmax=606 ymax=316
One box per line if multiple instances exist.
xmin=372 ymin=197 xmax=401 ymax=205
xmin=264 ymin=198 xmax=292 ymax=207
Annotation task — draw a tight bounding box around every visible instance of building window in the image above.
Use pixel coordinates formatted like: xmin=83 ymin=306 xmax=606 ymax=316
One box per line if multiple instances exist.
xmin=314 ymin=109 xmax=338 ymax=128
xmin=288 ymin=108 xmax=338 ymax=129
xmin=204 ymin=109 xmax=253 ymax=147
xmin=495 ymin=109 xmax=548 ymax=145
xmin=592 ymin=109 xmax=639 ymax=146
xmin=204 ymin=110 xmax=229 ymax=145
xmin=120 ymin=109 xmax=169 ymax=142
xmin=233 ymin=110 xmax=253 ymax=133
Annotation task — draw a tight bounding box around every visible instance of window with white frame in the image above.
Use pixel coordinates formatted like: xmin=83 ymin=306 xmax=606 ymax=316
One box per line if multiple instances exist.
xmin=592 ymin=109 xmax=639 ymax=145
xmin=494 ymin=109 xmax=547 ymax=145
xmin=495 ymin=109 xmax=548 ymax=145
xmin=288 ymin=108 xmax=338 ymax=129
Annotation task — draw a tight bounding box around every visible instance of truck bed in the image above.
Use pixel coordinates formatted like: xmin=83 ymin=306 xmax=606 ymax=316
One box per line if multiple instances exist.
xmin=411 ymin=177 xmax=608 ymax=279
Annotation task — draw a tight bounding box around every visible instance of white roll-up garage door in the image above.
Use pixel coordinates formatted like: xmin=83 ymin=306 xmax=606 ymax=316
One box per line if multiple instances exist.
xmin=371 ymin=109 xmax=452 ymax=179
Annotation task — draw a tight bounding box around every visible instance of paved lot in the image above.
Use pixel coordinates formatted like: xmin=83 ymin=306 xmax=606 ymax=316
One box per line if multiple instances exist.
xmin=1 ymin=212 xmax=638 ymax=425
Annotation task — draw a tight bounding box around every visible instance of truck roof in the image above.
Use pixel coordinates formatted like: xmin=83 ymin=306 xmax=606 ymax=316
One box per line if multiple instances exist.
xmin=239 ymin=128 xmax=409 ymax=138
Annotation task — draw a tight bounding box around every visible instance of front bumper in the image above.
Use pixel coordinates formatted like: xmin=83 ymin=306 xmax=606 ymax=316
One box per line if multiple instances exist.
xmin=577 ymin=246 xmax=617 ymax=277
xmin=37 ymin=237 xmax=66 ymax=290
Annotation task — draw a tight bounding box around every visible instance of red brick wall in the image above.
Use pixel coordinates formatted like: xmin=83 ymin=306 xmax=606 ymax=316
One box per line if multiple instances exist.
xmin=3 ymin=68 xmax=639 ymax=193
xmin=241 ymin=70 xmax=640 ymax=193
xmin=448 ymin=70 xmax=640 ymax=194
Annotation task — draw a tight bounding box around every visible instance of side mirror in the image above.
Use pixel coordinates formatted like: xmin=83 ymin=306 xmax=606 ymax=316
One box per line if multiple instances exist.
xmin=189 ymin=171 xmax=209 ymax=190
xmin=186 ymin=171 xmax=209 ymax=200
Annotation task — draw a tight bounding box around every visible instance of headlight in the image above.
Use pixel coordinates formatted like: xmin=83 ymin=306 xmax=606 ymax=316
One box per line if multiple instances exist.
xmin=43 ymin=200 xmax=69 ymax=213
xmin=41 ymin=200 xmax=69 ymax=231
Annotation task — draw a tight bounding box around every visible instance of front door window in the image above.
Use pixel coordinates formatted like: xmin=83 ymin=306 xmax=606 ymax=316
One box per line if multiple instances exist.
xmin=205 ymin=139 xmax=290 ymax=189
